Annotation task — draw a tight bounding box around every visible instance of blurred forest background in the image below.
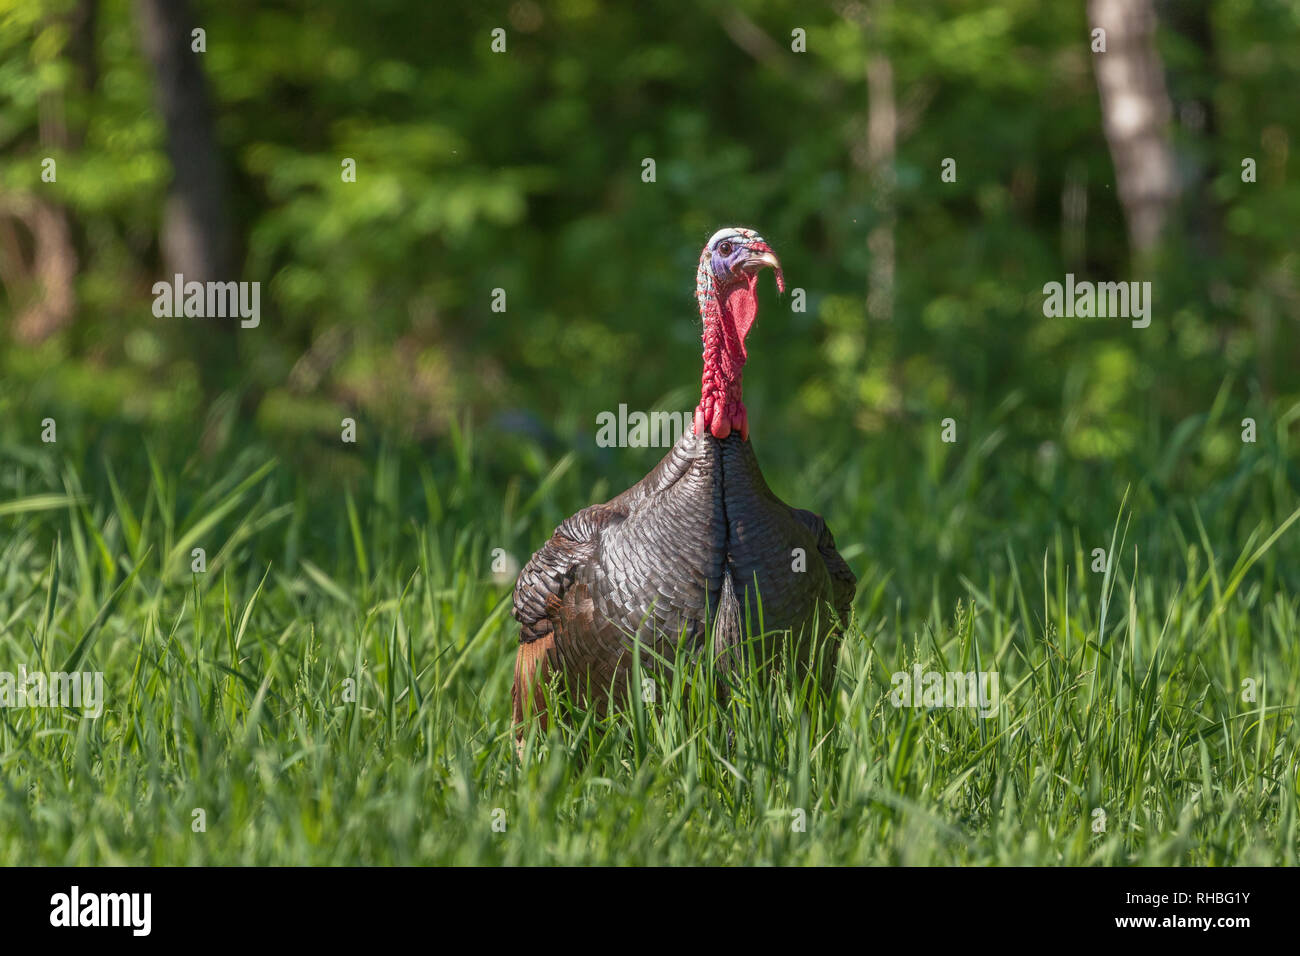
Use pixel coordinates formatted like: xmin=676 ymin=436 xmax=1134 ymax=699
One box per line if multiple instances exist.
xmin=5 ymin=0 xmax=1300 ymax=868
xmin=0 ymin=0 xmax=1297 ymax=564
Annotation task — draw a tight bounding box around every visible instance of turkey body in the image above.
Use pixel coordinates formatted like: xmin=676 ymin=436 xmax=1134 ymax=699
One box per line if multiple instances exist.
xmin=511 ymin=428 xmax=856 ymax=725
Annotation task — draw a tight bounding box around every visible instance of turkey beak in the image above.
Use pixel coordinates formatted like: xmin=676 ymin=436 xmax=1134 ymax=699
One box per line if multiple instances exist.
xmin=742 ymin=248 xmax=785 ymax=293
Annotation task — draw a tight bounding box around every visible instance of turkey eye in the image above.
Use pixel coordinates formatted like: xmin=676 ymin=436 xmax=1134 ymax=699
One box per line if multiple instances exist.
xmin=717 ymin=241 xmax=733 ymax=256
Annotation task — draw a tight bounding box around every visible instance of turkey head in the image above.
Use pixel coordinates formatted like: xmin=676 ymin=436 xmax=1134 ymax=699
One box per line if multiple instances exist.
xmin=693 ymin=227 xmax=784 ymax=442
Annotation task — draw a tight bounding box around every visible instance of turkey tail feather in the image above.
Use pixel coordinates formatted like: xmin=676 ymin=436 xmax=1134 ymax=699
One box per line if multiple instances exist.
xmin=512 ymin=635 xmax=556 ymax=730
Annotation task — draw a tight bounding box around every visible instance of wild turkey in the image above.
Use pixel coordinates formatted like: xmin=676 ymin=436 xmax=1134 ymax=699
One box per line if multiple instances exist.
xmin=512 ymin=227 xmax=856 ymax=729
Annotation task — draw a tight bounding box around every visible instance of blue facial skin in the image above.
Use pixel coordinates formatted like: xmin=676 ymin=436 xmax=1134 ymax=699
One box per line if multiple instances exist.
xmin=710 ymin=237 xmax=749 ymax=280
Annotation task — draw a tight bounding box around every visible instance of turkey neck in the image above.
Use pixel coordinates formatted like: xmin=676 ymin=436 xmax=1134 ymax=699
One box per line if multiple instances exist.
xmin=694 ymin=277 xmax=759 ymax=441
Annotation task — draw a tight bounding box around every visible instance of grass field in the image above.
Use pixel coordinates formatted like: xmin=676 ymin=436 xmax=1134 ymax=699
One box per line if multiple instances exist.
xmin=2 ymin=403 xmax=1298 ymax=866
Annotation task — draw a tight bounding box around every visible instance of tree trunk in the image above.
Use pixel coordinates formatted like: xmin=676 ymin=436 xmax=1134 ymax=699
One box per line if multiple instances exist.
xmin=849 ymin=0 xmax=896 ymax=323
xmin=1089 ymin=0 xmax=1177 ymax=259
xmin=134 ymin=0 xmax=234 ymax=285
xmin=1157 ymin=0 xmax=1221 ymax=260
xmin=865 ymin=49 xmax=896 ymax=322
xmin=134 ymin=0 xmax=239 ymax=397
xmin=3 ymin=0 xmax=97 ymax=344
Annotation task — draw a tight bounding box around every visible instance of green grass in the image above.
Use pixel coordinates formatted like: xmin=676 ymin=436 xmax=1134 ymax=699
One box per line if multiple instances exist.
xmin=1 ymin=407 xmax=1298 ymax=865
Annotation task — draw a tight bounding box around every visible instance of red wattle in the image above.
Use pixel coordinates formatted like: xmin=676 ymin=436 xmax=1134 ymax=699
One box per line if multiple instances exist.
xmin=721 ymin=276 xmax=759 ymax=357
xmin=696 ymin=276 xmax=757 ymax=441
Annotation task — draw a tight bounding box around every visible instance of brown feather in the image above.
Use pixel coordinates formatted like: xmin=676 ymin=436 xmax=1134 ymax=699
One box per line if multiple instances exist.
xmin=512 ymin=633 xmax=557 ymax=728
xmin=510 ymin=430 xmax=856 ymax=738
